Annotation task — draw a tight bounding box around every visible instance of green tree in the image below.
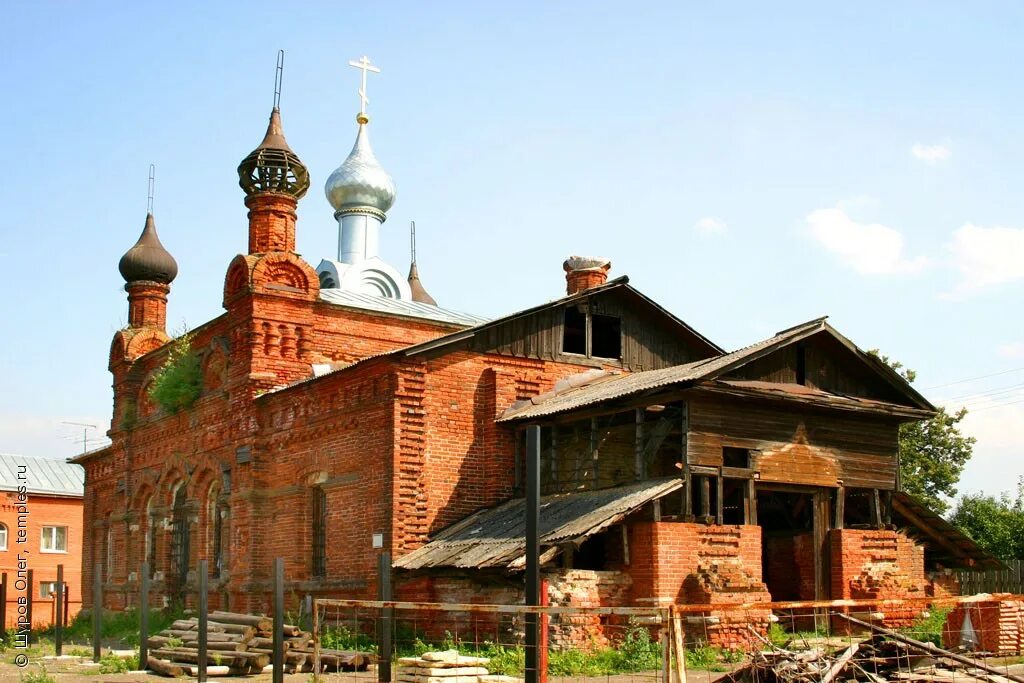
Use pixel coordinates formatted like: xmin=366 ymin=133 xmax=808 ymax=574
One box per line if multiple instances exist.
xmin=949 ymin=479 xmax=1024 ymax=560
xmin=870 ymin=352 xmax=976 ymax=515
xmin=148 ymin=330 xmax=202 ymax=413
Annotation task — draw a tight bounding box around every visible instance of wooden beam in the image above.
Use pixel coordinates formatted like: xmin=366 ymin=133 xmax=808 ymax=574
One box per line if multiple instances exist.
xmin=746 ymin=479 xmax=757 ymax=526
xmin=634 ymin=408 xmax=644 ymax=480
xmin=716 ymin=469 xmax=724 ymax=525
xmin=891 ymin=498 xmax=972 ymax=562
xmin=834 ymin=487 xmax=845 ymax=530
xmin=700 ymin=477 xmax=710 ymax=518
xmin=590 ymin=417 xmax=599 ymax=487
xmin=652 ymin=498 xmax=662 ymax=522
xmin=871 ymin=489 xmax=882 ymax=529
xmin=621 ymin=525 xmax=630 ymax=565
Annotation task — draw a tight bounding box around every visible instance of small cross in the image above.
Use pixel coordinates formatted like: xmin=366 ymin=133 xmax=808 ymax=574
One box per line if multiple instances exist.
xmin=348 ymin=55 xmax=381 ymax=117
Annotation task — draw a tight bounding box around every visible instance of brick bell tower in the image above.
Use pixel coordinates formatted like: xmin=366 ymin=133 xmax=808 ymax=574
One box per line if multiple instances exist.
xmin=223 ymin=54 xmax=320 ymax=393
xmin=108 ymin=204 xmax=179 ymax=429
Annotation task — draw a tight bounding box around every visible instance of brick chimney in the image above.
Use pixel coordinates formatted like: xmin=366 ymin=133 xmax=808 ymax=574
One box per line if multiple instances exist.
xmin=246 ymin=193 xmax=298 ymax=254
xmin=564 ymin=256 xmax=611 ymax=295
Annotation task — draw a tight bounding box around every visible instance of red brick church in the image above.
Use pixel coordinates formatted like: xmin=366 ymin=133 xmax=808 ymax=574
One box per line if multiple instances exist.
xmin=77 ymin=58 xmax=995 ymax=644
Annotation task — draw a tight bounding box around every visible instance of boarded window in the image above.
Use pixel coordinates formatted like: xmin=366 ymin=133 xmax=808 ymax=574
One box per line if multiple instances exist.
xmin=591 ymin=314 xmax=622 ymax=359
xmin=311 ymin=487 xmax=326 ymax=578
xmin=723 ymin=447 xmax=750 ymax=468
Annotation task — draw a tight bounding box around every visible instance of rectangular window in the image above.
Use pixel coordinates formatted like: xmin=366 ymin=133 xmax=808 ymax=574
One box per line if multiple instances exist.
xmin=562 ymin=307 xmax=587 ymax=354
xmin=591 ymin=314 xmax=622 ymax=359
xmin=41 ymin=526 xmax=68 ymax=553
xmin=0 ymin=523 xmax=7 ymax=551
xmin=722 ymin=447 xmax=751 ymax=468
xmin=39 ymin=581 xmax=59 ymax=598
xmin=311 ymin=487 xmax=326 ymax=578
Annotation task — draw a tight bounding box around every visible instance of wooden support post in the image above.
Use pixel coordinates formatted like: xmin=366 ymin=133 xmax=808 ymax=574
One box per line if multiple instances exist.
xmin=55 ymin=564 xmax=63 ymax=656
xmin=652 ymin=498 xmax=662 ymax=522
xmin=550 ymin=427 xmax=559 ymax=491
xmin=139 ymin=562 xmax=149 ymax=671
xmin=378 ymin=552 xmax=393 ymax=683
xmin=590 ymin=418 xmax=599 ymax=487
xmin=272 ymin=558 xmax=284 ymax=683
xmin=621 ymin=525 xmax=630 ymax=565
xmin=834 ymin=487 xmax=845 ymax=529
xmin=882 ymin=490 xmax=893 ymax=527
xmin=92 ymin=563 xmax=101 ymax=662
xmin=198 ymin=560 xmax=208 ymax=683
xmin=635 ymin=408 xmax=644 ymax=480
xmin=525 ymin=425 xmax=541 ymax=683
xmin=680 ymin=403 xmax=691 ymax=519
xmin=871 ymin=489 xmax=882 ymax=529
xmin=700 ymin=477 xmax=710 ymax=519
xmin=745 ymin=480 xmax=757 ymax=525
xmin=716 ymin=470 xmax=724 ymax=525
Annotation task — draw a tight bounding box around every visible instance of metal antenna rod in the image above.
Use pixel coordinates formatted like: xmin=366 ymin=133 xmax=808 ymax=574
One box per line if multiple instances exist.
xmin=147 ymin=164 xmax=155 ymax=215
xmin=274 ymin=49 xmax=284 ymax=109
xmin=410 ymin=221 xmax=417 ymax=264
xmin=62 ymin=421 xmax=97 ymax=455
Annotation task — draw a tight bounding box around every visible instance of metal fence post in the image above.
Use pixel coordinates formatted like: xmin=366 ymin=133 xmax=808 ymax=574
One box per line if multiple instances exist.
xmin=0 ymin=572 xmax=6 ymax=637
xmin=25 ymin=569 xmax=33 ymax=645
xmin=198 ymin=559 xmax=208 ymax=683
xmin=55 ymin=564 xmax=63 ymax=656
xmin=378 ymin=552 xmax=393 ymax=683
xmin=93 ymin=563 xmax=102 ymax=663
xmin=524 ymin=425 xmax=541 ymax=683
xmin=273 ymin=558 xmax=284 ymax=683
xmin=139 ymin=562 xmax=149 ymax=671
xmin=312 ymin=598 xmax=321 ymax=683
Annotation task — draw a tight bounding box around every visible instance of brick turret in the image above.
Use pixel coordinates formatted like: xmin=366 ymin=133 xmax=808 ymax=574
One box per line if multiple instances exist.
xmin=118 ymin=212 xmax=178 ymax=333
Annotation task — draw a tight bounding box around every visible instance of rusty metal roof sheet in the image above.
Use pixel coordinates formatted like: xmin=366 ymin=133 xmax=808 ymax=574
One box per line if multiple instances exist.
xmin=499 ymin=317 xmax=934 ymax=422
xmin=394 ymin=478 xmax=683 ymax=571
xmin=0 ymin=453 xmax=84 ymax=497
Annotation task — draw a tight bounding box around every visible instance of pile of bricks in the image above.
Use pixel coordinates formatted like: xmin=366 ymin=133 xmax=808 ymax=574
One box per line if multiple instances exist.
xmin=943 ymin=598 xmax=1024 ymax=655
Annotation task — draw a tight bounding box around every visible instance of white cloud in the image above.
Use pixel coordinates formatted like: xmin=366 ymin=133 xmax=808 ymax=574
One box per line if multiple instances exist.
xmin=944 ymin=223 xmax=1024 ymax=298
xmin=805 ymin=205 xmax=929 ymax=275
xmin=950 ymin=394 xmax=1024 ymax=496
xmin=999 ymin=342 xmax=1024 ymax=359
xmin=911 ymin=142 xmax=951 ymax=164
xmin=694 ymin=216 xmax=727 ymax=235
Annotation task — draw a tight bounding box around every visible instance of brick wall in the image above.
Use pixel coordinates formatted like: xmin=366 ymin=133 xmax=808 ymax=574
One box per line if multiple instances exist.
xmin=0 ymin=493 xmax=84 ymax=628
xmin=943 ymin=599 xmax=1023 ymax=654
xmin=629 ymin=522 xmax=770 ymax=648
xmin=830 ymin=529 xmax=926 ymax=627
xmin=763 ymin=533 xmax=816 ymax=601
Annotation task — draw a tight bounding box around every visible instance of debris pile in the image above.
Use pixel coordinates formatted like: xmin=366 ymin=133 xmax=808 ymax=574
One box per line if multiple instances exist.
xmin=726 ymin=616 xmax=1024 ymax=683
xmin=145 ymin=610 xmax=372 ymax=677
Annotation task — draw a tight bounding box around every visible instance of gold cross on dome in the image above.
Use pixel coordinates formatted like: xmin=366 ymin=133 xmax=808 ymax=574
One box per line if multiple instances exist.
xmin=348 ymin=55 xmax=381 ymax=117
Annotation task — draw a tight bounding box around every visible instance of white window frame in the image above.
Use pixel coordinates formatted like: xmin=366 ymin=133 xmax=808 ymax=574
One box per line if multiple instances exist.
xmin=0 ymin=523 xmax=7 ymax=551
xmin=39 ymin=581 xmax=59 ymax=598
xmin=40 ymin=525 xmax=68 ymax=553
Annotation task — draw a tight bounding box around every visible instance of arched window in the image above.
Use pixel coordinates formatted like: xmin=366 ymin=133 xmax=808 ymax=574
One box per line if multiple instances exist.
xmin=0 ymin=523 xmax=8 ymax=551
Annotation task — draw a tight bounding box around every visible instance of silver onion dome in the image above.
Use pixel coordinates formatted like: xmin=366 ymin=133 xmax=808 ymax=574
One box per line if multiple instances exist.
xmin=324 ymin=117 xmax=396 ymax=219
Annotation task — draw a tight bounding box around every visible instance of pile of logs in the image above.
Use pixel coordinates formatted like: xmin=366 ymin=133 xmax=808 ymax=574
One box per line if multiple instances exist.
xmin=725 ymin=615 xmax=1024 ymax=683
xmin=146 ymin=610 xmax=373 ymax=677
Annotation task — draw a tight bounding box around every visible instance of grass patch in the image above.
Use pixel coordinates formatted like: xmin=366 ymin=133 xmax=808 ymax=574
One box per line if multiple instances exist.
xmin=99 ymin=652 xmax=139 ymax=674
xmin=42 ymin=606 xmax=186 ymax=648
xmin=898 ymin=607 xmax=951 ymax=647
xmin=20 ymin=666 xmax=56 ymax=683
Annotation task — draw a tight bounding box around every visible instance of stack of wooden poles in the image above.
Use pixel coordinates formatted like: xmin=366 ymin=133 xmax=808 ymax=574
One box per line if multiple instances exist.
xmin=145 ymin=610 xmax=372 ymax=677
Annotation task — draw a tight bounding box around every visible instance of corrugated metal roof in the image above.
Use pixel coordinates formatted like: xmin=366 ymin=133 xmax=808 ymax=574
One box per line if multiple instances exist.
xmin=0 ymin=454 xmax=85 ymax=497
xmin=394 ymin=478 xmax=682 ymax=571
xmin=319 ymin=289 xmax=489 ymax=327
xmin=498 ymin=319 xmax=826 ymax=422
xmin=498 ymin=316 xmax=933 ymax=422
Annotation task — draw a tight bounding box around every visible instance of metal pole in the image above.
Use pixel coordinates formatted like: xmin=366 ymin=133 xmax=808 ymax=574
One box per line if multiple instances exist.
xmin=93 ymin=563 xmax=102 ymax=662
xmin=63 ymin=585 xmax=69 ymax=632
xmin=378 ymin=552 xmax=393 ymax=683
xmin=524 ymin=425 xmax=541 ymax=683
xmin=273 ymin=558 xmax=284 ymax=683
xmin=312 ymin=598 xmax=321 ymax=683
xmin=198 ymin=559 xmax=208 ymax=683
xmin=55 ymin=565 xmax=63 ymax=656
xmin=0 ymin=572 xmax=6 ymax=635
xmin=139 ymin=562 xmax=149 ymax=671
xmin=25 ymin=569 xmax=33 ymax=645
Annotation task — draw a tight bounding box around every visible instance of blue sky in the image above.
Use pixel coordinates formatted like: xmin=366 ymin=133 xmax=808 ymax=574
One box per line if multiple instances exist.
xmin=2 ymin=2 xmax=1021 ymax=499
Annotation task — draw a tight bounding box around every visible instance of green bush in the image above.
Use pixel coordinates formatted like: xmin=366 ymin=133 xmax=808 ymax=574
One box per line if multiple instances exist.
xmin=20 ymin=666 xmax=56 ymax=683
xmin=99 ymin=652 xmax=139 ymax=674
xmin=899 ymin=607 xmax=951 ymax=647
xmin=148 ymin=332 xmax=202 ymax=413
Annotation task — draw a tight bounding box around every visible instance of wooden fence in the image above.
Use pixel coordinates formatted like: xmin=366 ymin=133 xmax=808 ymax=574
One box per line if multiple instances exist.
xmin=958 ymin=559 xmax=1024 ymax=595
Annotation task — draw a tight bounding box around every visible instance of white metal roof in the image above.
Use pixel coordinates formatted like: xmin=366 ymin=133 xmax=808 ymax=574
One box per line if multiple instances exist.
xmin=0 ymin=453 xmax=85 ymax=498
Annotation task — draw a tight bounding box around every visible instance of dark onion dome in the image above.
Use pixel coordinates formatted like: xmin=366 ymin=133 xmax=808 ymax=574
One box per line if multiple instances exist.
xmin=407 ymin=261 xmax=437 ymax=305
xmin=237 ymin=107 xmax=310 ymax=198
xmin=119 ymin=213 xmax=178 ymax=284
